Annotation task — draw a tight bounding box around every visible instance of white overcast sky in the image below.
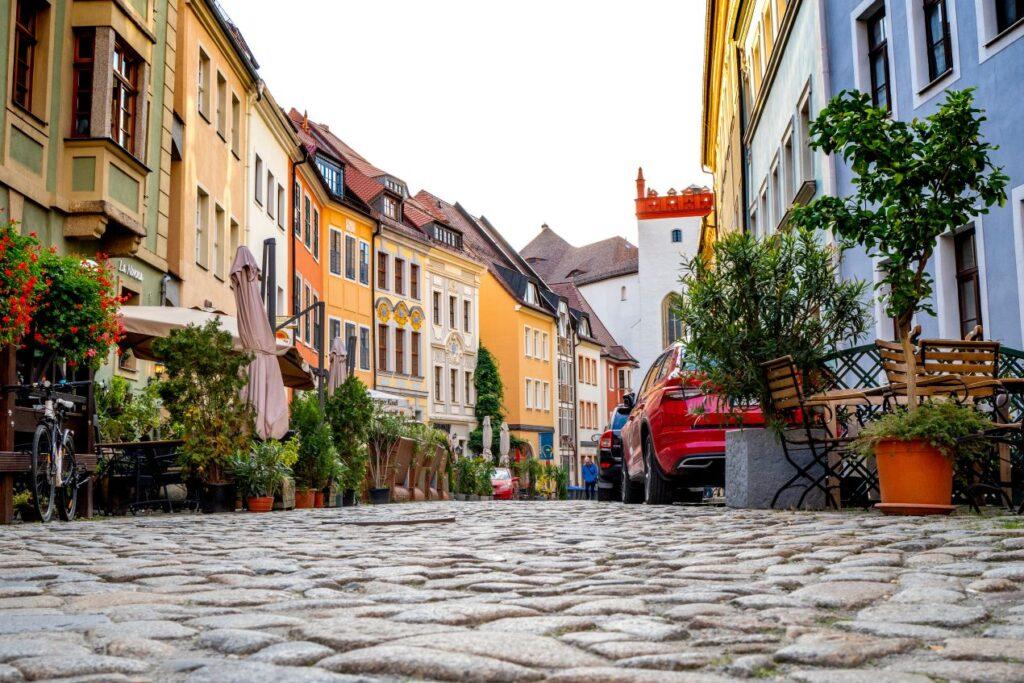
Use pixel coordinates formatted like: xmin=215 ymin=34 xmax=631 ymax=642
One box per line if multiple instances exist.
xmin=219 ymin=0 xmax=710 ymax=249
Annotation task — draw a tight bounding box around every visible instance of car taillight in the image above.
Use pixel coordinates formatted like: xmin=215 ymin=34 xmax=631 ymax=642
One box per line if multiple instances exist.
xmin=599 ymin=433 xmax=613 ymax=449
xmin=665 ymin=387 xmax=703 ymax=400
xmin=599 ymin=461 xmax=611 ymax=469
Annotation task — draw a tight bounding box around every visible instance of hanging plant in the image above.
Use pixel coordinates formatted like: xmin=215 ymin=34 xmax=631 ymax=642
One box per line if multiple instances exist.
xmin=0 ymin=219 xmax=42 ymax=348
xmin=30 ymin=251 xmax=126 ymax=369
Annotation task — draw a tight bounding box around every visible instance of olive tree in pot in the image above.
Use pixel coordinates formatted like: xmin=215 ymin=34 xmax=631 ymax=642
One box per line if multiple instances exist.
xmin=230 ymin=439 xmax=295 ymax=512
xmin=791 ymin=88 xmax=1007 ymax=513
xmin=325 ymin=375 xmax=374 ymax=506
xmin=675 ymin=228 xmax=870 ymax=509
xmin=153 ymin=320 xmax=254 ymax=513
xmin=366 ymin=409 xmax=407 ymax=504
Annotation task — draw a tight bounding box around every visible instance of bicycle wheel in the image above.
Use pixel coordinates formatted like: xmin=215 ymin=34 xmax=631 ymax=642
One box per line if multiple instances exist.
xmin=57 ymin=430 xmax=78 ymax=521
xmin=31 ymin=424 xmax=56 ymax=523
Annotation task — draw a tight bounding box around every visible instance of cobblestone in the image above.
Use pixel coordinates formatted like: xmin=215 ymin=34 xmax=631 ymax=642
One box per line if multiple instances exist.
xmin=1 ymin=501 xmax=1023 ymax=681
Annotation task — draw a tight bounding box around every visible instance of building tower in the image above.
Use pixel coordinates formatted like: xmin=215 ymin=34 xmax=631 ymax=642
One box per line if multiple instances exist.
xmin=634 ymin=168 xmax=714 ymax=372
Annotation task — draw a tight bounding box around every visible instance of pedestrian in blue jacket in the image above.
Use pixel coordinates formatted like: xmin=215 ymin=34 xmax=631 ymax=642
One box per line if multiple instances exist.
xmin=582 ymin=456 xmax=599 ymax=500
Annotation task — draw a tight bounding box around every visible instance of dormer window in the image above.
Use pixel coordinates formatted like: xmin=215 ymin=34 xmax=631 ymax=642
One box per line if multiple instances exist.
xmin=524 ymin=282 xmax=539 ymax=305
xmin=384 ymin=177 xmax=405 ymax=197
xmin=580 ymin=319 xmax=591 ymax=337
xmin=316 ymin=156 xmax=344 ymax=197
xmin=383 ymin=195 xmax=400 ymax=220
xmin=432 ymin=225 xmax=463 ymax=249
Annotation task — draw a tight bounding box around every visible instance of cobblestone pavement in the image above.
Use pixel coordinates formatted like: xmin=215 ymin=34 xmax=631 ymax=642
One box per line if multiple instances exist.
xmin=2 ymin=502 xmax=1024 ymax=682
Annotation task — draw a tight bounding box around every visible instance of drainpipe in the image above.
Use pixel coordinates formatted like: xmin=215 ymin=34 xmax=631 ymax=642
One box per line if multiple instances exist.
xmin=737 ymin=44 xmax=751 ymax=235
xmin=372 ymin=221 xmax=380 ymax=391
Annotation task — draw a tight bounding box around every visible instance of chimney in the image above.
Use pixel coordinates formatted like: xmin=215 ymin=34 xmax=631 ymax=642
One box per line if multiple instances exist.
xmin=636 ymin=167 xmax=645 ymax=199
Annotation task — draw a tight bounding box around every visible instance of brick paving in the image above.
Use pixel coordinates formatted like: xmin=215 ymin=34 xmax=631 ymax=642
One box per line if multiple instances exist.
xmin=1 ymin=501 xmax=1023 ymax=681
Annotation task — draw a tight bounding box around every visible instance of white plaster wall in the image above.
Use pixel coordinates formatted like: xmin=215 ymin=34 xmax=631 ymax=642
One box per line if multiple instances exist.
xmin=246 ymin=105 xmax=290 ymax=315
xmin=578 ymin=272 xmax=640 ymax=358
xmin=636 ymin=214 xmax=702 ymax=373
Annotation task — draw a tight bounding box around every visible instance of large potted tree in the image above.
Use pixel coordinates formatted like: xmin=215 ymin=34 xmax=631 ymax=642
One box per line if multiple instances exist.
xmin=792 ymin=88 xmax=1008 ymax=513
xmin=366 ymin=410 xmax=406 ymax=504
xmin=290 ymin=391 xmax=336 ymax=508
xmin=153 ymin=320 xmax=253 ymax=513
xmin=325 ymin=375 xmax=373 ymax=506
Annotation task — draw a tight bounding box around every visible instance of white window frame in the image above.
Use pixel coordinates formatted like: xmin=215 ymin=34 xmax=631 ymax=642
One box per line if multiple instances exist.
xmin=524 ymin=326 xmax=532 ymax=357
xmin=327 ymin=315 xmax=343 ymax=346
xmin=905 ymin=0 xmax=961 ymax=107
xmin=851 ymin=0 xmax=900 ymax=119
xmin=525 ymin=378 xmax=533 ymax=409
xmin=974 ymin=0 xmax=1024 ymax=62
xmin=933 ymin=222 xmax=990 ymax=340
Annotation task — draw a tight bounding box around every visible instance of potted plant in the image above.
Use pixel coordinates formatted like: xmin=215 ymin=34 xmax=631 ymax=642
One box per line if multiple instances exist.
xmin=475 ymin=457 xmax=495 ymax=500
xmin=850 ymin=401 xmax=994 ymax=514
xmin=290 ymin=392 xmax=336 ymax=509
xmin=0 ymin=220 xmax=42 ymax=353
xmin=366 ymin=409 xmax=406 ymax=504
xmin=325 ymin=376 xmax=374 ymax=506
xmin=230 ymin=440 xmax=293 ymax=512
xmin=153 ymin=320 xmax=253 ymax=513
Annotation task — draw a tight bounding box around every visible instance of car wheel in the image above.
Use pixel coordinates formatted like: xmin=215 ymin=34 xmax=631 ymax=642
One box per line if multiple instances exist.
xmin=643 ymin=433 xmax=673 ymax=505
xmin=621 ymin=457 xmax=643 ymax=504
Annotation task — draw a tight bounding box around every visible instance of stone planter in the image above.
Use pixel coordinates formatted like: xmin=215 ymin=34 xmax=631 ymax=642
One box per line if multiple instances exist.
xmin=725 ymin=428 xmax=825 ymax=510
xmin=274 ymin=478 xmax=295 ymax=511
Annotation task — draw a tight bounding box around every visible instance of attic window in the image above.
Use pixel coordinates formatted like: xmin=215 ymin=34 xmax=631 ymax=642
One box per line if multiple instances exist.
xmin=524 ymin=282 xmax=539 ymax=305
xmin=316 ymin=156 xmax=344 ymax=197
xmin=383 ymin=195 xmax=400 ymax=220
xmin=432 ymin=225 xmax=463 ymax=249
xmin=580 ymin=319 xmax=591 ymax=337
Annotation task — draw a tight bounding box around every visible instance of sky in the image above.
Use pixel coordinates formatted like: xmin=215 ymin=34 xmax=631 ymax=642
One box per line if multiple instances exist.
xmin=219 ymin=0 xmax=710 ymax=249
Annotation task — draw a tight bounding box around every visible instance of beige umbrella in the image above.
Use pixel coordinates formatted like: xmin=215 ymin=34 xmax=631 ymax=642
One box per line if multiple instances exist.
xmin=230 ymin=246 xmax=288 ymax=440
xmin=327 ymin=335 xmax=349 ymax=396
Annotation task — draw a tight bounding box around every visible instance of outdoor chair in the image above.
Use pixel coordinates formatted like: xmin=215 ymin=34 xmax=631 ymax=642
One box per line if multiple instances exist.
xmin=411 ymin=447 xmax=431 ymax=501
xmin=389 ymin=437 xmax=416 ymax=503
xmin=426 ymin=445 xmax=445 ymax=500
xmin=761 ymin=355 xmax=876 ymax=509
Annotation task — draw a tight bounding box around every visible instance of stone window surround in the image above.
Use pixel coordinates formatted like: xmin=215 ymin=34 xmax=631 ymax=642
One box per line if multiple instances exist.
xmin=850 ymin=0 xmax=900 ymax=119
xmin=904 ymin=0 xmax=962 ymax=108
xmin=974 ymin=0 xmax=1024 ymax=62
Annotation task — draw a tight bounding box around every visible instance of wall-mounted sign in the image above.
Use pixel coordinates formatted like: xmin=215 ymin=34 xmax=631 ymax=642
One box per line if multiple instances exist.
xmin=117 ymin=260 xmax=144 ymax=282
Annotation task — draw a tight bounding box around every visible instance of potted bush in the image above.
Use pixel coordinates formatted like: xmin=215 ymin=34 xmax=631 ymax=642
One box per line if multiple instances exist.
xmin=290 ymin=392 xmax=336 ymax=509
xmin=475 ymin=457 xmax=495 ymax=500
xmin=793 ymin=88 xmax=1007 ymax=509
xmin=850 ymin=401 xmax=994 ymax=514
xmin=153 ymin=320 xmax=253 ymax=513
xmin=230 ymin=440 xmax=293 ymax=512
xmin=325 ymin=376 xmax=373 ymax=505
xmin=366 ymin=410 xmax=406 ymax=504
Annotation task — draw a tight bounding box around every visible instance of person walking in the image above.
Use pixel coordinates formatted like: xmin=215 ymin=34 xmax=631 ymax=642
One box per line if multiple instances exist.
xmin=582 ymin=456 xmax=599 ymax=500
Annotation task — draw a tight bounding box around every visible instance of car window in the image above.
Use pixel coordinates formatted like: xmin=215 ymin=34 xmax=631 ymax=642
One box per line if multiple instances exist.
xmin=638 ymin=352 xmax=669 ymax=397
xmin=611 ymin=410 xmax=629 ymax=431
xmin=654 ymin=348 xmax=678 ymax=384
xmin=492 ymin=468 xmax=511 ymax=480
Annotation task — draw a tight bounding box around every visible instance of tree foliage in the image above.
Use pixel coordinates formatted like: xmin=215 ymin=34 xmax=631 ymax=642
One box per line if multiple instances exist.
xmin=674 ymin=228 xmax=870 ymax=412
xmin=290 ymin=391 xmax=337 ymax=490
xmin=96 ymin=375 xmax=163 ymax=442
xmin=324 ymin=375 xmax=374 ymax=491
xmin=791 ymin=89 xmax=1007 ymax=338
xmin=152 ymin=320 xmax=253 ymax=482
xmin=468 ymin=344 xmax=505 ymax=455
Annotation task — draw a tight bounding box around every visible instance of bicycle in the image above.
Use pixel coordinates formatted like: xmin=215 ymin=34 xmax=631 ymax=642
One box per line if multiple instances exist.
xmin=2 ymin=379 xmax=91 ymax=522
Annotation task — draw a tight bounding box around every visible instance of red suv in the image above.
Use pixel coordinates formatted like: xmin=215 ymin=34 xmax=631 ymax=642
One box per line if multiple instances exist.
xmin=619 ymin=343 xmax=762 ymax=504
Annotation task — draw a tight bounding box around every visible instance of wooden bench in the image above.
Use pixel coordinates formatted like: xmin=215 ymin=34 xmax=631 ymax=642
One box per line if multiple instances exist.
xmin=0 ymin=451 xmax=98 ymax=523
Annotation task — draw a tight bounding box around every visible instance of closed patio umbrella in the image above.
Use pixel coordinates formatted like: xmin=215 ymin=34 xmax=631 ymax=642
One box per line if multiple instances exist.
xmin=327 ymin=336 xmax=349 ymax=395
xmin=230 ymin=246 xmax=288 ymax=440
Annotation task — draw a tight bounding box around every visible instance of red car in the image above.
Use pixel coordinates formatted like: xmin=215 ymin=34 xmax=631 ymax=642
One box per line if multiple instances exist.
xmin=491 ymin=467 xmax=519 ymax=500
xmin=619 ymin=342 xmax=762 ymax=505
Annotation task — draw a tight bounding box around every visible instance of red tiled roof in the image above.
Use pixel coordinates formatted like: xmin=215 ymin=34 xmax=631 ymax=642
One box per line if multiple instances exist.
xmin=411 ymin=191 xmax=450 ymax=224
xmin=401 ymin=198 xmax=436 ymax=230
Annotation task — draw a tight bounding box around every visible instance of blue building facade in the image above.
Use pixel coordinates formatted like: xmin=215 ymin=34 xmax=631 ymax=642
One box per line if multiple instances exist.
xmin=824 ymin=0 xmax=1024 ymax=347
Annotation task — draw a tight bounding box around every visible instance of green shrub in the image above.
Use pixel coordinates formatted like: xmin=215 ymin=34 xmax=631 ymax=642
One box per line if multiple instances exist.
xmin=325 ymin=376 xmax=373 ymax=491
xmin=96 ymin=376 xmax=163 ymax=442
xmin=290 ymin=392 xmax=336 ymax=490
xmin=230 ymin=440 xmax=292 ymax=499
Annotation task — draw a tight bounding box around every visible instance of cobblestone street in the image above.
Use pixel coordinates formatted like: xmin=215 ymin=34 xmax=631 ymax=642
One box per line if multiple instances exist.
xmin=1 ymin=502 xmax=1024 ymax=682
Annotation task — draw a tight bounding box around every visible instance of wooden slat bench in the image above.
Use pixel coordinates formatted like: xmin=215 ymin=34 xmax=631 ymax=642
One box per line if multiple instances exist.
xmin=0 ymin=452 xmax=97 ymax=523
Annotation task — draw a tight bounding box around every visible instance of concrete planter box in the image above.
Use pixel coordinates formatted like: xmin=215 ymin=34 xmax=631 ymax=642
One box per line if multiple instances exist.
xmin=725 ymin=428 xmax=825 ymax=511
xmin=274 ymin=478 xmax=296 ymax=511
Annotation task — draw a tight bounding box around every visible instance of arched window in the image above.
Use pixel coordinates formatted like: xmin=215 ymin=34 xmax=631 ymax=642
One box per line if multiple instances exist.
xmin=662 ymin=294 xmax=684 ymax=348
xmin=671 ymin=229 xmax=682 ymax=243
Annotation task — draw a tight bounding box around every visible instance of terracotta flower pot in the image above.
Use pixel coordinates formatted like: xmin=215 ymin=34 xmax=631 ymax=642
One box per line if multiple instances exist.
xmin=246 ymin=496 xmax=274 ymax=513
xmin=874 ymin=438 xmax=955 ymax=515
xmin=294 ymin=489 xmax=315 ymax=509
xmin=313 ymin=491 xmax=324 ymax=508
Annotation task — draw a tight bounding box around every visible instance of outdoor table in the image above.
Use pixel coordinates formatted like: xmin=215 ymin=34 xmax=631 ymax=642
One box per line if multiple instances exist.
xmin=96 ymin=440 xmax=190 ymax=514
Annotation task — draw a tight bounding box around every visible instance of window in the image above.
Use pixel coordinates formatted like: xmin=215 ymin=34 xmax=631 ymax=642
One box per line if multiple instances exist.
xmin=312 ymin=295 xmax=321 ymax=351
xmin=750 ymin=207 xmax=759 ymax=238
xmin=449 ymin=296 xmax=457 ymax=329
xmin=465 ymin=372 xmax=472 ymax=404
xmin=111 ymin=40 xmax=139 ymax=154
xmin=303 ymin=285 xmax=311 ymax=343
xmin=71 ymin=30 xmax=94 ymax=137
xmin=578 ymin=357 xmax=585 ymax=382
xmin=344 ymin=323 xmax=356 ymax=353
xmin=229 ymin=217 xmax=239 ymax=262
xmin=344 ymin=234 xmax=356 ymax=279
xmin=213 ymin=205 xmax=225 ymax=279
xmin=771 ymin=161 xmax=782 ymax=227
xmin=198 ymin=49 xmax=211 ymax=118
xmin=394 ymin=258 xmax=405 ymax=295
xmin=359 ymin=242 xmax=370 ymax=285
xmin=316 ymin=156 xmax=344 ymax=197
xmin=254 ymin=156 xmax=264 ymax=205
xmin=923 ymin=0 xmax=952 ymax=81
xmin=303 ymin=196 xmax=311 ymax=247
xmin=377 ymin=324 xmax=388 ymax=371
xmin=866 ymin=8 xmax=891 ymax=112
xmin=377 ymin=252 xmax=389 ymax=290
xmin=13 ymin=0 xmax=43 ymax=111
xmin=293 ymin=275 xmax=300 ymax=319
xmin=542 ymin=333 xmax=549 ymax=361
xmin=384 ymin=195 xmax=400 ymax=220
xmin=411 ymin=331 xmax=420 ymax=376
xmin=433 ymin=292 xmax=442 ymax=324
xmin=277 ymin=185 xmax=286 ymax=228
xmin=463 ymin=300 xmax=471 ymax=332
xmin=620 ymin=286 xmax=627 ymax=301
xmin=760 ymin=185 xmax=769 ymax=233
xmin=619 ymin=368 xmax=631 ymax=392
xmin=525 ymin=379 xmax=533 ymax=408
xmin=410 ymin=264 xmax=420 ymax=299
xmin=542 ymin=382 xmax=549 ymax=411
xmin=671 ymin=229 xmax=682 ymax=243
xmin=231 ymin=94 xmax=241 ymax=156
xmin=267 ymin=172 xmax=275 ymax=218
xmin=783 ymin=131 xmax=796 ymax=205
xmin=359 ymin=327 xmax=370 ymax=370
xmin=997 ymin=0 xmax=1024 ymax=33
xmin=799 ymin=97 xmax=814 ymax=182
xmin=329 ymin=229 xmax=342 ymax=276
xmin=533 ymin=330 xmax=540 ymax=358
xmin=395 ymin=327 xmax=405 ymax=374
xmin=329 ymin=319 xmax=341 ymax=344
xmin=195 ymin=189 xmax=209 ymax=267
xmin=435 ymin=367 xmax=444 ymax=400
xmin=450 ymin=369 xmax=459 ymax=404
xmin=312 ymin=210 xmax=320 ymax=259
xmin=663 ymin=295 xmax=685 ymax=348
xmin=432 ymin=225 xmax=463 ymax=249
xmin=215 ymin=72 xmax=226 ymax=137
xmin=524 ymin=282 xmax=539 ymax=305
xmin=293 ymin=181 xmax=301 ymax=236
xmin=954 ymin=228 xmax=983 ymax=337
xmin=524 ymin=327 xmax=531 ymax=356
